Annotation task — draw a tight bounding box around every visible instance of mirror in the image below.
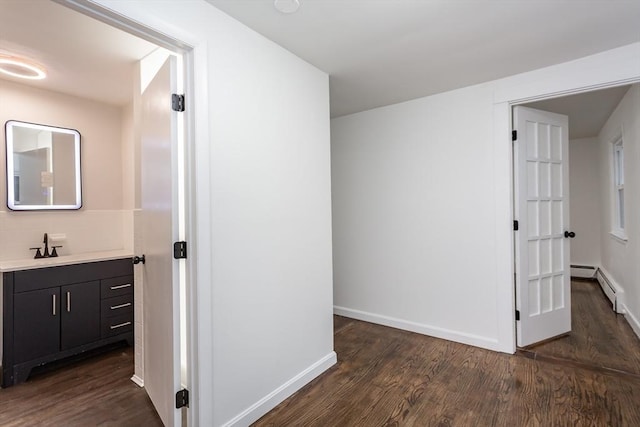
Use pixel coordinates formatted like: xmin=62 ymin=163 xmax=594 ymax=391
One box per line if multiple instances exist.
xmin=5 ymin=120 xmax=82 ymax=210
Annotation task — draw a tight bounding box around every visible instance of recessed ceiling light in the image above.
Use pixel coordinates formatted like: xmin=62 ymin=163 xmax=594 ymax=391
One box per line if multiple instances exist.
xmin=274 ymin=0 xmax=300 ymax=14
xmin=0 ymin=55 xmax=47 ymax=80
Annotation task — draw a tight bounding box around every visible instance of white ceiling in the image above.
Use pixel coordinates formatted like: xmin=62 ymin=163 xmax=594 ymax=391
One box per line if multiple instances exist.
xmin=525 ymin=85 xmax=632 ymax=139
xmin=0 ymin=0 xmax=158 ymax=106
xmin=207 ymin=0 xmax=640 ymax=118
xmin=0 ymin=0 xmax=637 ymax=130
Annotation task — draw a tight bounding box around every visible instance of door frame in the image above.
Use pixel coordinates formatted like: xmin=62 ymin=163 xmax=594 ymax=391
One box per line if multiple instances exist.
xmin=54 ymin=0 xmax=204 ymax=424
xmin=493 ymin=69 xmax=640 ymax=353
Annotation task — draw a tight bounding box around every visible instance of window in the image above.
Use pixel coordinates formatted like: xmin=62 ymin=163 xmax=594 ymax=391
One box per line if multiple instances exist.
xmin=612 ymin=137 xmax=626 ymax=239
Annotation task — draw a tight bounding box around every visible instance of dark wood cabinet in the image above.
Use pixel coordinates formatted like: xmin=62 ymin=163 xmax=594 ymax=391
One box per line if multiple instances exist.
xmin=2 ymin=258 xmax=133 ymax=387
xmin=60 ymin=281 xmax=101 ymax=350
xmin=13 ymin=288 xmax=60 ymax=363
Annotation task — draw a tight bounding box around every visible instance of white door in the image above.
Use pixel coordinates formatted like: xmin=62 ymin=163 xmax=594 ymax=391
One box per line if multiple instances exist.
xmin=139 ymin=54 xmax=183 ymax=426
xmin=514 ymin=106 xmax=571 ymax=347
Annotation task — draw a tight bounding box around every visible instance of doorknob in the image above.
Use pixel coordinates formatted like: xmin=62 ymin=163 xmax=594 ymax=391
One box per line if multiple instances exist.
xmin=132 ymin=255 xmax=146 ymax=265
xmin=564 ymin=231 xmax=576 ymax=238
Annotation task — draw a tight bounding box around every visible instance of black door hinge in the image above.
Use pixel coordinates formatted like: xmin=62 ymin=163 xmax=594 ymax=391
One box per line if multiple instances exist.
xmin=512 ymin=130 xmax=517 ymax=141
xmin=513 ymin=220 xmax=519 ymax=231
xmin=173 ymin=241 xmax=187 ymax=259
xmin=176 ymin=388 xmax=189 ymax=409
xmin=515 ymin=310 xmax=520 ymax=321
xmin=172 ymin=94 xmax=185 ymax=112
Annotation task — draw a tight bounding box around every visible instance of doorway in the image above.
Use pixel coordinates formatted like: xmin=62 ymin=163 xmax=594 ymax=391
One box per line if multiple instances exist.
xmin=0 ymin=1 xmax=193 ymax=425
xmin=512 ymin=84 xmax=640 ymax=374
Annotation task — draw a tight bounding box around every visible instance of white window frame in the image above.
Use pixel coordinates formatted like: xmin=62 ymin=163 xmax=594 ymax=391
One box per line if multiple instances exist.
xmin=611 ymin=136 xmax=627 ymax=241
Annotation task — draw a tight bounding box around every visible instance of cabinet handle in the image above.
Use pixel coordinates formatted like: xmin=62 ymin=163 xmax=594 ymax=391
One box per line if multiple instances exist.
xmin=110 ymin=321 xmax=132 ymax=330
xmin=110 ymin=283 xmax=132 ymax=290
xmin=110 ymin=302 xmax=132 ymax=310
xmin=52 ymin=294 xmax=56 ymax=316
xmin=66 ymin=291 xmax=71 ymax=312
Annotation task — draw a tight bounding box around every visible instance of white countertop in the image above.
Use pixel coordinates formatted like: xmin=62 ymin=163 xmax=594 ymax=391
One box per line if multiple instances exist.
xmin=0 ymin=249 xmax=134 ymax=272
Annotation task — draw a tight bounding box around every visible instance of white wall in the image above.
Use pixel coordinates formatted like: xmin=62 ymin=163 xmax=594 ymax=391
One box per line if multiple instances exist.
xmin=569 ymin=137 xmax=601 ymax=266
xmin=89 ymin=1 xmax=335 ymax=426
xmin=597 ymin=84 xmax=640 ymax=334
xmin=332 ymin=42 xmax=640 ymax=354
xmin=0 ymin=79 xmax=131 ymax=260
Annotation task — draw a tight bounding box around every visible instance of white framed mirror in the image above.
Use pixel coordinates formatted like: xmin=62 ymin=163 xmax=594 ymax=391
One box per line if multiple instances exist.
xmin=5 ymin=120 xmax=82 ymax=210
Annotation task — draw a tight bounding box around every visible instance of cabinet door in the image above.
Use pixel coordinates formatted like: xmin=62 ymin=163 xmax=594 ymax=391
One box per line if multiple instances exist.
xmin=61 ymin=281 xmax=100 ymax=350
xmin=14 ymin=288 xmax=60 ymax=363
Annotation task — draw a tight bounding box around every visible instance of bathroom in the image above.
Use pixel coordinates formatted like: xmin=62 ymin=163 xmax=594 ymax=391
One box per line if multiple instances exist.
xmin=0 ymin=1 xmax=169 ymax=390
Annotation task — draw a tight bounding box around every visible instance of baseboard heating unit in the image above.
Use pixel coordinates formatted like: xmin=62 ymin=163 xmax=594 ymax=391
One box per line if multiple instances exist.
xmin=595 ymin=268 xmax=617 ymax=311
xmin=570 ymin=264 xmax=597 ymax=279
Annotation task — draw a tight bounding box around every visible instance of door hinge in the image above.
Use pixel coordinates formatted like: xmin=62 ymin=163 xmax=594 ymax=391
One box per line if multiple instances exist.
xmin=173 ymin=241 xmax=187 ymax=259
xmin=515 ymin=310 xmax=520 ymax=321
xmin=176 ymin=388 xmax=189 ymax=409
xmin=512 ymin=130 xmax=517 ymax=141
xmin=513 ymin=220 xmax=519 ymax=231
xmin=172 ymin=94 xmax=185 ymax=112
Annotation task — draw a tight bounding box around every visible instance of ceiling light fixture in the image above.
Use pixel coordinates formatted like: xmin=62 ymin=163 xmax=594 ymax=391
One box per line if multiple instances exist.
xmin=0 ymin=55 xmax=47 ymax=80
xmin=274 ymin=0 xmax=300 ymax=14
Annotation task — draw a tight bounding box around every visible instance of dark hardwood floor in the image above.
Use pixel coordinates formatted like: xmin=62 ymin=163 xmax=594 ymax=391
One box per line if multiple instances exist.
xmin=3 ymin=281 xmax=639 ymax=426
xmin=255 ymin=308 xmax=640 ymax=426
xmin=0 ymin=345 xmax=162 ymax=427
xmin=521 ymin=279 xmax=640 ymax=376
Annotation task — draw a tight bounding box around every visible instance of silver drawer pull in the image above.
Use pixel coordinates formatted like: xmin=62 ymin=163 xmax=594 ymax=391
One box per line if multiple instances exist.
xmin=110 ymin=283 xmax=132 ymax=290
xmin=110 ymin=302 xmax=132 ymax=310
xmin=110 ymin=321 xmax=132 ymax=330
xmin=52 ymin=294 xmax=56 ymax=316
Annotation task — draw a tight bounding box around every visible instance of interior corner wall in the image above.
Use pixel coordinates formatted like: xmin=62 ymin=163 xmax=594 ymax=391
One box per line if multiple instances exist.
xmin=332 ymin=42 xmax=640 ymax=355
xmin=597 ymin=84 xmax=640 ymax=333
xmin=0 ymin=79 xmax=128 ymax=261
xmin=90 ymin=1 xmax=335 ymax=426
xmin=569 ymin=137 xmax=601 ymax=266
xmin=332 ymin=82 xmax=503 ymax=350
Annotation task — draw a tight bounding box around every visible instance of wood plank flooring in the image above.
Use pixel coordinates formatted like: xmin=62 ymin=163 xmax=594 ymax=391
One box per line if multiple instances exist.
xmin=2 ymin=280 xmax=639 ymax=426
xmin=0 ymin=344 xmax=162 ymax=427
xmin=521 ymin=279 xmax=640 ymax=376
xmin=256 ymin=314 xmax=640 ymax=426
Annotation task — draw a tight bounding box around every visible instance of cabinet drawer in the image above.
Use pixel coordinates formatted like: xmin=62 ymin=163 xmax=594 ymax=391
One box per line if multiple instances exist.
xmin=101 ymin=313 xmax=133 ymax=338
xmin=100 ymin=276 xmax=134 ymax=299
xmin=101 ymin=294 xmax=133 ymax=319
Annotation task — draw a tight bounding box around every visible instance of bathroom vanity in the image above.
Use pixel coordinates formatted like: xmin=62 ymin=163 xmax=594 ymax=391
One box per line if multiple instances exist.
xmin=1 ymin=252 xmax=133 ymax=387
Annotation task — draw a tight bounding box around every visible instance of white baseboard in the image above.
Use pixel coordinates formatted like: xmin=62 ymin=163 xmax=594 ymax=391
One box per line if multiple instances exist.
xmin=130 ymin=375 xmax=144 ymax=387
xmin=222 ymin=351 xmax=337 ymax=427
xmin=333 ymin=306 xmax=502 ymax=352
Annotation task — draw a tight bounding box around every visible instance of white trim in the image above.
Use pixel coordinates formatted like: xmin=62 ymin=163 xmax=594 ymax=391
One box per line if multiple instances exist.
xmin=130 ymin=375 xmax=145 ymax=387
xmin=56 ymin=1 xmax=202 ymax=424
xmin=220 ymin=352 xmax=337 ymax=427
xmin=334 ymin=306 xmax=504 ymax=353
xmin=496 ymin=42 xmax=640 ymax=354
xmin=610 ymin=230 xmax=629 ymax=243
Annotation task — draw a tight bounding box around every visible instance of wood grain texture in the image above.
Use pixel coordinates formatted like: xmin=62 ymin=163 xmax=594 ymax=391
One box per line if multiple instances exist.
xmin=0 ymin=345 xmax=162 ymax=426
xmin=524 ymin=280 xmax=640 ymax=375
xmin=255 ymin=315 xmax=640 ymax=426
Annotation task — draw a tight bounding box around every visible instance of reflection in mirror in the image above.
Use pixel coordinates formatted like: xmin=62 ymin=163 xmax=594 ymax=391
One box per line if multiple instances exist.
xmin=5 ymin=120 xmax=82 ymax=210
